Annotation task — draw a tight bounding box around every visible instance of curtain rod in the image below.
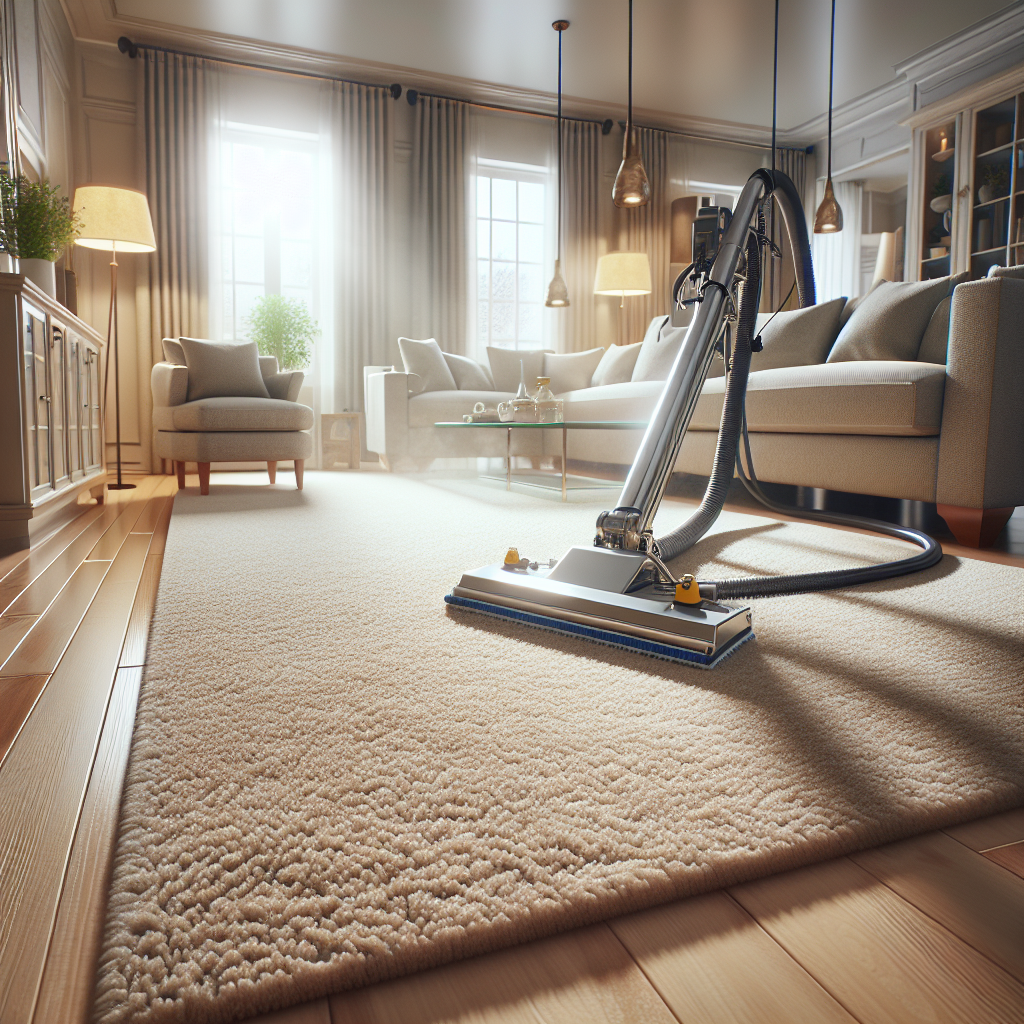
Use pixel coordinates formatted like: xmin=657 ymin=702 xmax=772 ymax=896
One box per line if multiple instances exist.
xmin=118 ymin=37 xmax=794 ymax=154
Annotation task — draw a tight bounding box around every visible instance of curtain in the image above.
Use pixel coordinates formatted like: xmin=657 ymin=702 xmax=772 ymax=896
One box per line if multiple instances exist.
xmin=812 ymin=179 xmax=864 ymax=303
xmin=136 ymin=51 xmax=210 ymax=471
xmin=410 ymin=97 xmax=468 ymax=354
xmin=614 ymin=126 xmax=670 ymax=344
xmin=325 ymin=81 xmax=392 ymax=413
xmin=559 ymin=119 xmax=602 ymax=352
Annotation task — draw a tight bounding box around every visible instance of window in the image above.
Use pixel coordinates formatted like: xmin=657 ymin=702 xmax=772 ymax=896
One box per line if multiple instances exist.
xmin=475 ymin=161 xmax=551 ymax=352
xmin=213 ymin=122 xmax=321 ymax=342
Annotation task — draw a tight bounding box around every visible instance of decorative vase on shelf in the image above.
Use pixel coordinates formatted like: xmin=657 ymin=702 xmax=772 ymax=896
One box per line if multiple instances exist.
xmin=929 ymin=194 xmax=952 ymax=214
xmin=21 ymin=258 xmax=56 ymax=298
xmin=978 ymin=185 xmax=995 ymax=204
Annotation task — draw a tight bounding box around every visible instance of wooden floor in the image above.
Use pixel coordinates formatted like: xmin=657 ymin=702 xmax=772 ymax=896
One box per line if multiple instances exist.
xmin=0 ymin=472 xmax=1020 ymax=1024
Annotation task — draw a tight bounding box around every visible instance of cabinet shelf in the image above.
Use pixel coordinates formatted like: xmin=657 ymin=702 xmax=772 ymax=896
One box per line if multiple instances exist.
xmin=976 ymin=141 xmax=1015 ymax=159
xmin=971 ymin=246 xmax=1008 ymax=257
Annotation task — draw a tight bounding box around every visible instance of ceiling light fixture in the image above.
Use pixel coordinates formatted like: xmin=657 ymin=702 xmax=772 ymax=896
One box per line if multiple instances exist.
xmin=813 ymin=0 xmax=843 ymax=233
xmin=612 ymin=0 xmax=649 ymax=208
xmin=545 ymin=19 xmax=570 ymax=308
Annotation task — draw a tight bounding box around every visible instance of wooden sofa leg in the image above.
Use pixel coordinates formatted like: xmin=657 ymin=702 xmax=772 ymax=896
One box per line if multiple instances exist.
xmin=295 ymin=459 xmax=304 ymax=490
xmin=937 ymin=504 xmax=1013 ymax=548
xmin=198 ymin=462 xmax=211 ymax=496
xmin=267 ymin=461 xmax=277 ymax=484
xmin=175 ymin=461 xmax=186 ymax=489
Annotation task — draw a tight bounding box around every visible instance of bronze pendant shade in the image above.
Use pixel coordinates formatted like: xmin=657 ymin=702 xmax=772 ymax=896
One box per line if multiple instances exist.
xmin=814 ymin=0 xmax=843 ymax=233
xmin=612 ymin=0 xmax=650 ymax=208
xmin=546 ymin=19 xmax=571 ymax=307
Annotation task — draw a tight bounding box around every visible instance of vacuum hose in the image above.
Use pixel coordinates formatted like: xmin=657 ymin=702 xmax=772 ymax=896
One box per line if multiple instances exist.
xmin=654 ymin=171 xmax=943 ymax=597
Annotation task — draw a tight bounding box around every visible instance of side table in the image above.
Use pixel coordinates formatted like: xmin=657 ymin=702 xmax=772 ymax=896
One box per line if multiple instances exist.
xmin=321 ymin=413 xmax=361 ymax=470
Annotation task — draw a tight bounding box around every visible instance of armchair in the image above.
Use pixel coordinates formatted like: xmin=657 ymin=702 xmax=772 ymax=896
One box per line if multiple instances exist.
xmin=152 ymin=340 xmax=313 ymax=494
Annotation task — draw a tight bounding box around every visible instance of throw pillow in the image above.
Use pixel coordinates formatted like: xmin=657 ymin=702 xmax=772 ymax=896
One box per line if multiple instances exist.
xmin=839 ymin=278 xmax=882 ymax=327
xmin=916 ymin=295 xmax=952 ymax=365
xmin=398 ymin=337 xmax=458 ymax=393
xmin=591 ymin=342 xmax=643 ymax=387
xmin=162 ymin=338 xmax=186 ymax=365
xmin=826 ymin=274 xmax=967 ymax=363
xmin=443 ymin=351 xmax=495 ymax=390
xmin=632 ymin=316 xmax=689 ymax=382
xmin=543 ymin=347 xmax=605 ymax=394
xmin=987 ymin=264 xmax=1024 ymax=279
xmin=178 ymin=338 xmax=270 ymax=402
xmin=486 ymin=347 xmax=549 ymax=393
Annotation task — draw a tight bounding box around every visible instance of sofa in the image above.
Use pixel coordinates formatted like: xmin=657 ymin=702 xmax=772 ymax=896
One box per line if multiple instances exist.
xmin=153 ymin=337 xmax=313 ymax=495
xmin=365 ymin=271 xmax=1024 ymax=546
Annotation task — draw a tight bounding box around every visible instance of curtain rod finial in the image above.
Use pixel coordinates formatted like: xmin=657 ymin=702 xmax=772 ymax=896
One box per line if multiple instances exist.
xmin=117 ymin=36 xmax=138 ymax=58
xmin=389 ymin=83 xmax=402 ymax=100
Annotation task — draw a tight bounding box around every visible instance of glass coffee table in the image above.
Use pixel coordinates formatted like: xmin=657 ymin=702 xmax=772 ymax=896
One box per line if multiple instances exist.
xmin=434 ymin=420 xmax=648 ymax=501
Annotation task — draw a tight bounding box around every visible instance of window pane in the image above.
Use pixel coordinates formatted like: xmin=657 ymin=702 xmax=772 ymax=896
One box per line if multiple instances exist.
xmin=233 ymin=192 xmax=264 ymax=236
xmin=492 ymin=262 xmax=515 ymax=301
xmin=477 ymin=260 xmax=489 ymax=300
xmin=518 ymin=223 xmax=543 ymax=263
xmin=518 ymin=264 xmax=542 ymax=302
xmin=477 ymin=219 xmax=490 ymax=258
xmin=492 ymin=178 xmax=517 ymax=220
xmin=235 ymin=284 xmax=264 ymax=334
xmin=234 ymin=237 xmax=264 ymax=283
xmin=492 ymin=221 xmax=516 ymax=261
xmin=518 ymin=303 xmax=541 ymax=343
xmin=281 ymin=241 xmax=311 ymax=288
xmin=478 ymin=301 xmax=490 ymax=340
xmin=491 ymin=302 xmax=514 ymax=340
xmin=477 ymin=176 xmax=490 ymax=218
xmin=519 ymin=181 xmax=545 ymax=223
xmin=281 ymin=197 xmax=313 ymax=240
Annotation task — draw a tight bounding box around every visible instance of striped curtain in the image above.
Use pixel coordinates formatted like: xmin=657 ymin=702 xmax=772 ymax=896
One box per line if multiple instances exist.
xmin=136 ymin=51 xmax=210 ymax=471
xmin=410 ymin=97 xmax=468 ymax=354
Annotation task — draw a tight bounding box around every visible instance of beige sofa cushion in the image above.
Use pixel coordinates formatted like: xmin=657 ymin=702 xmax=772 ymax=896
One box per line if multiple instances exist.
xmin=487 ymin=347 xmax=549 ymax=392
xmin=827 ymin=275 xmax=966 ymax=363
xmin=408 ymin=390 xmax=513 ymax=428
xmin=179 ymin=338 xmax=271 ymax=402
xmin=690 ymin=361 xmax=947 ymax=436
xmin=398 ymin=337 xmax=458 ymax=393
xmin=916 ymin=296 xmax=952 ymax=365
xmin=171 ymin=397 xmax=314 ymax=432
xmin=162 ymin=338 xmax=186 ymax=365
xmin=632 ymin=317 xmax=688 ymax=382
xmin=543 ymin=348 xmax=605 ymax=394
xmin=443 ymin=351 xmax=494 ymax=390
xmin=591 ymin=342 xmax=643 ymax=386
xmin=560 ymin=380 xmax=664 ymax=422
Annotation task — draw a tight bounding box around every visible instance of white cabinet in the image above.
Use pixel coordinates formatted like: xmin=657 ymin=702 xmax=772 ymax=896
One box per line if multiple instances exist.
xmin=0 ymin=274 xmax=106 ymax=553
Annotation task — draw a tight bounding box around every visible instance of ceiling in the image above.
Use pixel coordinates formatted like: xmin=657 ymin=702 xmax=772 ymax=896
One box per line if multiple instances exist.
xmin=70 ymin=0 xmax=1019 ymax=133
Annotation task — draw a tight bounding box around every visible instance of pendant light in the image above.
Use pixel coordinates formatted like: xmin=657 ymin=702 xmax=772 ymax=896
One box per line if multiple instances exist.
xmin=813 ymin=0 xmax=843 ymax=233
xmin=612 ymin=0 xmax=650 ymax=207
xmin=545 ymin=19 xmax=570 ymax=307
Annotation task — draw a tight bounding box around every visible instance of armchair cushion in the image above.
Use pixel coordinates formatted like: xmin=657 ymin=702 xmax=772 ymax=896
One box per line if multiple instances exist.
xmin=264 ymin=371 xmax=305 ymax=402
xmin=179 ymin=338 xmax=270 ymax=402
xmin=170 ymin=396 xmax=314 ymax=432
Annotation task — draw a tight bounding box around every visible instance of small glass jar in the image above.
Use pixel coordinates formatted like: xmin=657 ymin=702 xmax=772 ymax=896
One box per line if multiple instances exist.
xmin=533 ymin=377 xmax=563 ymax=423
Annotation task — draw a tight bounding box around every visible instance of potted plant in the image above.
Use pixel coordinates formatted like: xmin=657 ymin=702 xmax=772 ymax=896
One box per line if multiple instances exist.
xmin=245 ymin=294 xmax=319 ymax=371
xmin=0 ymin=170 xmax=79 ymax=298
xmin=978 ymin=164 xmax=1009 ymax=204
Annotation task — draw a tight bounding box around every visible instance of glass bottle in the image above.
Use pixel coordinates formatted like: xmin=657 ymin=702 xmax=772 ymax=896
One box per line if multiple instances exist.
xmin=533 ymin=377 xmax=563 ymax=423
xmin=511 ymin=359 xmax=537 ymax=422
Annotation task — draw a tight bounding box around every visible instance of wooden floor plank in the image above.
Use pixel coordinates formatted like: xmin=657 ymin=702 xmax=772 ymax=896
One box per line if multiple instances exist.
xmin=984 ymin=842 xmax=1024 ymax=880
xmin=0 ymin=533 xmax=152 ymax=1024
xmin=729 ymin=856 xmax=1024 ymax=1024
xmin=0 ymin=504 xmax=107 ymax=614
xmin=32 ymin=667 xmax=143 ymax=1024
xmin=128 ymin=479 xmax=176 ymax=535
xmin=0 ymin=504 xmax=103 ymax=588
xmin=329 ymin=924 xmax=679 ymax=1024
xmin=0 ymin=561 xmax=110 ymax=678
xmin=0 ymin=675 xmax=50 ymax=767
xmin=85 ymin=477 xmax=162 ymax=561
xmin=119 ymin=554 xmax=163 ymax=669
xmin=852 ymin=830 xmax=1024 ymax=982
xmin=238 ymin=999 xmax=332 ymax=1024
xmin=0 ymin=616 xmax=38 ymax=666
xmin=609 ymin=891 xmax=858 ymax=1024
xmin=944 ymin=809 xmax=1024 ymax=852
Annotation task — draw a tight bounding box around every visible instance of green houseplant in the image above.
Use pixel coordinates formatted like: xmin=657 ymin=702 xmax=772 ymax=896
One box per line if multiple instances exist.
xmin=245 ymin=294 xmax=319 ymax=371
xmin=0 ymin=169 xmax=80 ymax=298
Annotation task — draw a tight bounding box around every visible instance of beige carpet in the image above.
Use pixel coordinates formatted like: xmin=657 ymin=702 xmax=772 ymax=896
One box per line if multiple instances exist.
xmin=95 ymin=472 xmax=1024 ymax=1024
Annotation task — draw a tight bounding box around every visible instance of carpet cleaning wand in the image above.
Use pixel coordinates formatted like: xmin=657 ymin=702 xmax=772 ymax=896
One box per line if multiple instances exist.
xmin=446 ymin=169 xmax=942 ymax=668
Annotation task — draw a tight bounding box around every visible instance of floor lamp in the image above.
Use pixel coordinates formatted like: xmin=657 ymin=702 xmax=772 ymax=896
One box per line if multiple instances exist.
xmin=72 ymin=185 xmax=157 ymax=491
xmin=594 ymin=251 xmax=652 ymax=345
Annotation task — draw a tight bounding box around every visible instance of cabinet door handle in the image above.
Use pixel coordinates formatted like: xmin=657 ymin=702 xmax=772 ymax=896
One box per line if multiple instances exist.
xmin=958 ymin=185 xmax=970 ymax=198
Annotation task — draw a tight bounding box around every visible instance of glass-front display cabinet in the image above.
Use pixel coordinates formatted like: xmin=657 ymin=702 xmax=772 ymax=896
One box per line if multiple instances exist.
xmin=907 ymin=69 xmax=1024 ymax=281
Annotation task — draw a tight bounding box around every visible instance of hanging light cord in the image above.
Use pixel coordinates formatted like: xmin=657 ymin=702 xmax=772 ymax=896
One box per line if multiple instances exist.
xmin=627 ymin=0 xmax=633 ymax=124
xmin=557 ymin=26 xmax=563 ymax=261
xmin=827 ymin=0 xmax=835 ymax=181
xmin=771 ymin=0 xmax=778 ymax=174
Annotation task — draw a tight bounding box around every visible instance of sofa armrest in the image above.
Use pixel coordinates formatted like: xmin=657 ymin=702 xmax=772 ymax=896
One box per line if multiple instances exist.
xmin=152 ymin=362 xmax=189 ymax=408
xmin=365 ymin=371 xmax=410 ymax=460
xmin=264 ymin=370 xmax=304 ymax=402
xmin=936 ymin=276 xmax=1024 ymax=508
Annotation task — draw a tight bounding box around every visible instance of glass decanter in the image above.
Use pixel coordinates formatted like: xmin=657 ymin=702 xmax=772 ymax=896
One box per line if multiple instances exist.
xmin=533 ymin=377 xmax=563 ymax=423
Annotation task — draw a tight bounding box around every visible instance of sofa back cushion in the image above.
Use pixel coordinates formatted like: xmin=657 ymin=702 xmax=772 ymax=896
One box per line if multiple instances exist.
xmin=543 ymin=348 xmax=605 ymax=394
xmin=827 ymin=274 xmax=967 ymax=363
xmin=162 ymin=338 xmax=186 ymax=365
xmin=443 ymin=351 xmax=494 ymax=390
xmin=398 ymin=337 xmax=458 ymax=393
xmin=486 ymin=347 xmax=549 ymax=393
xmin=591 ymin=342 xmax=643 ymax=387
xmin=179 ymin=338 xmax=270 ymax=402
xmin=916 ymin=295 xmax=953 ymax=364
xmin=987 ymin=264 xmax=1024 ymax=280
xmin=632 ymin=316 xmax=689 ymax=382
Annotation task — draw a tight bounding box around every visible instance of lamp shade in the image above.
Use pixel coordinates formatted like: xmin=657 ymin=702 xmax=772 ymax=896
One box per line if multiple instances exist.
xmin=594 ymin=251 xmax=652 ymax=296
xmin=73 ymin=185 xmax=156 ymax=253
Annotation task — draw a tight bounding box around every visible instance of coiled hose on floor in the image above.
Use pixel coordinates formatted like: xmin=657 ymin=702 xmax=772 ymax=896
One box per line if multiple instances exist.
xmin=655 ymin=196 xmax=943 ymax=599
